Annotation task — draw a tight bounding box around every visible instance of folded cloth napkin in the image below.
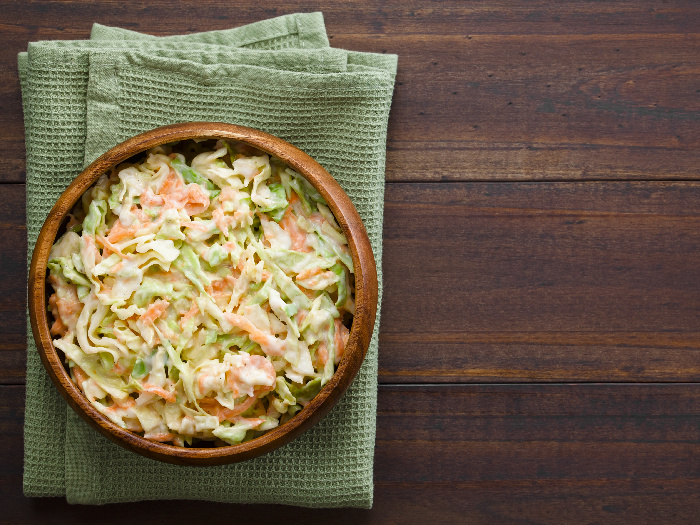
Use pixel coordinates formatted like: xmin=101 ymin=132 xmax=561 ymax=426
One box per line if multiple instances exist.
xmin=20 ymin=12 xmax=396 ymax=507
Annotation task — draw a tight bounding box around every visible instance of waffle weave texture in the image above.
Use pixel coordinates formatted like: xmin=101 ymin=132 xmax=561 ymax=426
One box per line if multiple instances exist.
xmin=19 ymin=12 xmax=396 ymax=507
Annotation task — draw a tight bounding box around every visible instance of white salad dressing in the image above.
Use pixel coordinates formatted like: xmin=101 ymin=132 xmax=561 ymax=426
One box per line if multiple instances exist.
xmin=46 ymin=140 xmax=354 ymax=446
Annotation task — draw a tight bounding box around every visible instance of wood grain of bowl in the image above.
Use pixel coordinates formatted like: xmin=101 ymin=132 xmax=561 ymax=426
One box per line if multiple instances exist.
xmin=28 ymin=122 xmax=378 ymax=466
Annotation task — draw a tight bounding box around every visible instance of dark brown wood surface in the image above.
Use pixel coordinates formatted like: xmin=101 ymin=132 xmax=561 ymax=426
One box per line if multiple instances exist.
xmin=1 ymin=1 xmax=698 ymax=523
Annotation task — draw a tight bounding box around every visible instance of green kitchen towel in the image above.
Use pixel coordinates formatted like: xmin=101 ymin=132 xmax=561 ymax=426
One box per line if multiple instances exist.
xmin=20 ymin=12 xmax=395 ymax=507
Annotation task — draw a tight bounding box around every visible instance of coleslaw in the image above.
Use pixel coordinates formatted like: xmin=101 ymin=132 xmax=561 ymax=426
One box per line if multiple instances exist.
xmin=47 ymin=139 xmax=354 ymax=447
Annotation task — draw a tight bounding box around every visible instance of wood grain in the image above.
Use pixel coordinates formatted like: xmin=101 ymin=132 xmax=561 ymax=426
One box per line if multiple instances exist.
xmin=3 ymin=1 xmax=700 ymax=182
xmin=4 ymin=1 xmax=700 ymax=37
xmin=0 ymin=184 xmax=26 ymax=383
xmin=2 ymin=384 xmax=698 ymax=524
xmin=381 ymin=181 xmax=700 ymax=382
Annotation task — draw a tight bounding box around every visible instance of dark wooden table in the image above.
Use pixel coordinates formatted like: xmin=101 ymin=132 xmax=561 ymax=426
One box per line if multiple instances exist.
xmin=2 ymin=1 xmax=699 ymax=523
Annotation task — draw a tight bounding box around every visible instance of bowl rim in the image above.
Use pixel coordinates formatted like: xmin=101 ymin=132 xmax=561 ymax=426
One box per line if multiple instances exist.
xmin=28 ymin=122 xmax=378 ymax=466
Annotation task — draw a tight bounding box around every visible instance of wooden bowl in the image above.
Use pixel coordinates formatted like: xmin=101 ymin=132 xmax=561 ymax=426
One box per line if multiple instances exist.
xmin=28 ymin=122 xmax=378 ymax=466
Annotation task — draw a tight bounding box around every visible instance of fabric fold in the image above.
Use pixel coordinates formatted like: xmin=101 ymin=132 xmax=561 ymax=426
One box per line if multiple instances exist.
xmin=90 ymin=12 xmax=330 ymax=49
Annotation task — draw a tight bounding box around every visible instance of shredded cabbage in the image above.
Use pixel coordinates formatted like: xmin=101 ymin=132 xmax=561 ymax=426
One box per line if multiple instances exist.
xmin=47 ymin=139 xmax=354 ymax=447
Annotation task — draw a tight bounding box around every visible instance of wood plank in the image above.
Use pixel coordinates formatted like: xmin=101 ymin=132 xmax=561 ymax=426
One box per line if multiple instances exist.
xmin=3 ymin=2 xmax=700 ymax=183
xmin=2 ymin=384 xmax=698 ymax=523
xmin=380 ymin=181 xmax=700 ymax=382
xmin=4 ymin=0 xmax=700 ymax=37
xmin=386 ymin=142 xmax=700 ymax=183
xmin=4 ymin=182 xmax=700 ymax=383
xmin=0 ymin=184 xmax=26 ymax=384
xmin=378 ymin=32 xmax=700 ymax=181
